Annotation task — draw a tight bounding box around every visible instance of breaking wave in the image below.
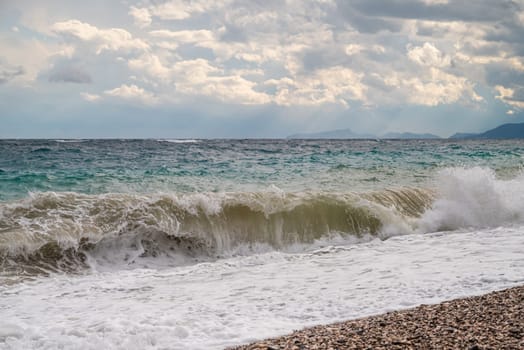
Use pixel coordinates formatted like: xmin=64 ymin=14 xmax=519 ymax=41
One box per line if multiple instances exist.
xmin=1 ymin=166 xmax=523 ymax=277
xmin=0 ymin=188 xmax=433 ymax=276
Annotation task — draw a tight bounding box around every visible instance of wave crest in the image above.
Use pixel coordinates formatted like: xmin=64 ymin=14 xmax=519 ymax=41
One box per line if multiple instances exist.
xmin=0 ymin=188 xmax=433 ymax=275
xmin=5 ymin=166 xmax=521 ymax=278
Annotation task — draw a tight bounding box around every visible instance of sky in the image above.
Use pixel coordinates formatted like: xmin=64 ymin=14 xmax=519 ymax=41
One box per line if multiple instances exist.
xmin=1 ymin=0 xmax=524 ymax=138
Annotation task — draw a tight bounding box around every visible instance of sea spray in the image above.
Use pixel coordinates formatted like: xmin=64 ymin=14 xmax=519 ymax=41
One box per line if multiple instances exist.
xmin=418 ymin=167 xmax=524 ymax=232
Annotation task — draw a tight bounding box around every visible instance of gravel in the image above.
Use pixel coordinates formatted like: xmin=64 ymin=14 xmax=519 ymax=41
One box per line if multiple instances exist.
xmin=228 ymin=285 xmax=524 ymax=350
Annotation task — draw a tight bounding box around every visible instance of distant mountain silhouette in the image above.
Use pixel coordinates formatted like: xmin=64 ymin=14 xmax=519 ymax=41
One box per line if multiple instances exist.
xmin=287 ymin=128 xmax=374 ymax=139
xmin=287 ymin=122 xmax=524 ymax=140
xmin=381 ymin=132 xmax=441 ymax=139
xmin=450 ymin=122 xmax=524 ymax=139
xmin=449 ymin=132 xmax=479 ymax=139
xmin=480 ymin=123 xmax=524 ymax=138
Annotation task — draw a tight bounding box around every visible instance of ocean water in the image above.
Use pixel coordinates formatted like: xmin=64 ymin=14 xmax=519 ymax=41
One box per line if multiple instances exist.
xmin=1 ymin=139 xmax=524 ymax=349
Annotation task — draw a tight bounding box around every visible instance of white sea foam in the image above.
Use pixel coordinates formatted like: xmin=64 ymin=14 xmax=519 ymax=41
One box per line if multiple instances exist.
xmin=53 ymin=139 xmax=87 ymax=143
xmin=0 ymin=225 xmax=523 ymax=349
xmin=157 ymin=139 xmax=199 ymax=143
xmin=419 ymin=167 xmax=524 ymax=232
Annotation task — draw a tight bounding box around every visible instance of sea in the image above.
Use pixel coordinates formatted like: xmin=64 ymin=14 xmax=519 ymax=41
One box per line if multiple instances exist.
xmin=1 ymin=139 xmax=523 ymax=349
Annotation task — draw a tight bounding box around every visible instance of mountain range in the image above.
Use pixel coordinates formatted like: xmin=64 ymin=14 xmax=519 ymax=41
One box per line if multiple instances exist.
xmin=450 ymin=122 xmax=524 ymax=139
xmin=288 ymin=122 xmax=524 ymax=139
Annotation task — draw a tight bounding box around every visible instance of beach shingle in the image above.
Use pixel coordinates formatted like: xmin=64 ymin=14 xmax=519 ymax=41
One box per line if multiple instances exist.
xmin=229 ymin=286 xmax=524 ymax=350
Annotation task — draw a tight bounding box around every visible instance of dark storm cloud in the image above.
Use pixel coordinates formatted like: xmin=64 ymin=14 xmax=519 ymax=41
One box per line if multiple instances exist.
xmin=48 ymin=65 xmax=92 ymax=84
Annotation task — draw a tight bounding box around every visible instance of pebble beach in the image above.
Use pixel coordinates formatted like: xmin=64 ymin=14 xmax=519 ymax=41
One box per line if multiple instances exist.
xmin=230 ymin=286 xmax=524 ymax=350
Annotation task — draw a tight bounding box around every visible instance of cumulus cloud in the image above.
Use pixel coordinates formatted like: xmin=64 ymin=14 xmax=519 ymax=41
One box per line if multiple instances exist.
xmin=105 ymin=84 xmax=158 ymax=105
xmin=407 ymin=42 xmax=451 ymax=67
xmin=403 ymin=69 xmax=482 ymax=106
xmin=149 ymin=29 xmax=216 ymax=44
xmin=267 ymin=67 xmax=366 ymax=106
xmin=495 ymin=85 xmax=524 ymax=109
xmin=117 ymin=0 xmax=516 ymax=109
xmin=4 ymin=0 xmax=524 ymax=114
xmin=147 ymin=0 xmax=233 ymax=21
xmin=345 ymin=44 xmax=364 ymax=56
xmin=80 ymin=92 xmax=101 ymax=102
xmin=129 ymin=6 xmax=152 ymax=28
xmin=169 ymin=59 xmax=271 ymax=105
xmin=128 ymin=53 xmax=171 ymax=81
xmin=51 ymin=20 xmax=149 ymax=54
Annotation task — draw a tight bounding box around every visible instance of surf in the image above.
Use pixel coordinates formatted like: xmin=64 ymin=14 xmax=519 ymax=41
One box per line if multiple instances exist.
xmin=0 ymin=188 xmax=433 ymax=276
xmin=1 ymin=166 xmax=523 ymax=278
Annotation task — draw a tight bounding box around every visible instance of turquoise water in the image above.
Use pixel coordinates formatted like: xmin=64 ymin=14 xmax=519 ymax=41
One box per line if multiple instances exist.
xmin=1 ymin=139 xmax=523 ymax=200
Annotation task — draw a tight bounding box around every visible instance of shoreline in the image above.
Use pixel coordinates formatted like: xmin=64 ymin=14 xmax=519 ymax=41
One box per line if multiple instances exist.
xmin=228 ymin=285 xmax=523 ymax=349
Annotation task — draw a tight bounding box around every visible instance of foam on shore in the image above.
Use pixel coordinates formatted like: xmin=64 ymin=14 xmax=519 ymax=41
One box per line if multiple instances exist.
xmin=1 ymin=226 xmax=522 ymax=349
xmin=230 ymin=285 xmax=524 ymax=349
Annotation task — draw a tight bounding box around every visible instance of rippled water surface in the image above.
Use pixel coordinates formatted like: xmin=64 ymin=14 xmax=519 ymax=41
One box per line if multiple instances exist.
xmin=2 ymin=139 xmax=523 ymax=199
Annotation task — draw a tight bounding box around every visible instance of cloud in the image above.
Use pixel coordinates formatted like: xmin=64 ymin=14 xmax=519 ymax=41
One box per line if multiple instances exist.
xmin=170 ymin=59 xmax=271 ymax=104
xmin=495 ymin=85 xmax=524 ymax=109
xmin=3 ymin=0 xmax=524 ymax=138
xmin=51 ymin=20 xmax=149 ymax=54
xmin=80 ymin=92 xmax=101 ymax=102
xmin=146 ymin=0 xmax=233 ymax=21
xmin=335 ymin=2 xmax=403 ymax=33
xmin=403 ymin=69 xmax=482 ymax=106
xmin=104 ymin=84 xmax=158 ymax=105
xmin=345 ymin=44 xmax=364 ymax=56
xmin=422 ymin=0 xmax=449 ymax=4
xmin=349 ymin=0 xmax=519 ymax=22
xmin=149 ymin=29 xmax=216 ymax=44
xmin=128 ymin=53 xmax=172 ymax=81
xmin=407 ymin=42 xmax=451 ymax=67
xmin=0 ymin=61 xmax=25 ymax=84
xmin=48 ymin=2 xmax=493 ymax=109
xmin=267 ymin=67 xmax=366 ymax=106
xmin=48 ymin=65 xmax=92 ymax=83
xmin=129 ymin=6 xmax=152 ymax=28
